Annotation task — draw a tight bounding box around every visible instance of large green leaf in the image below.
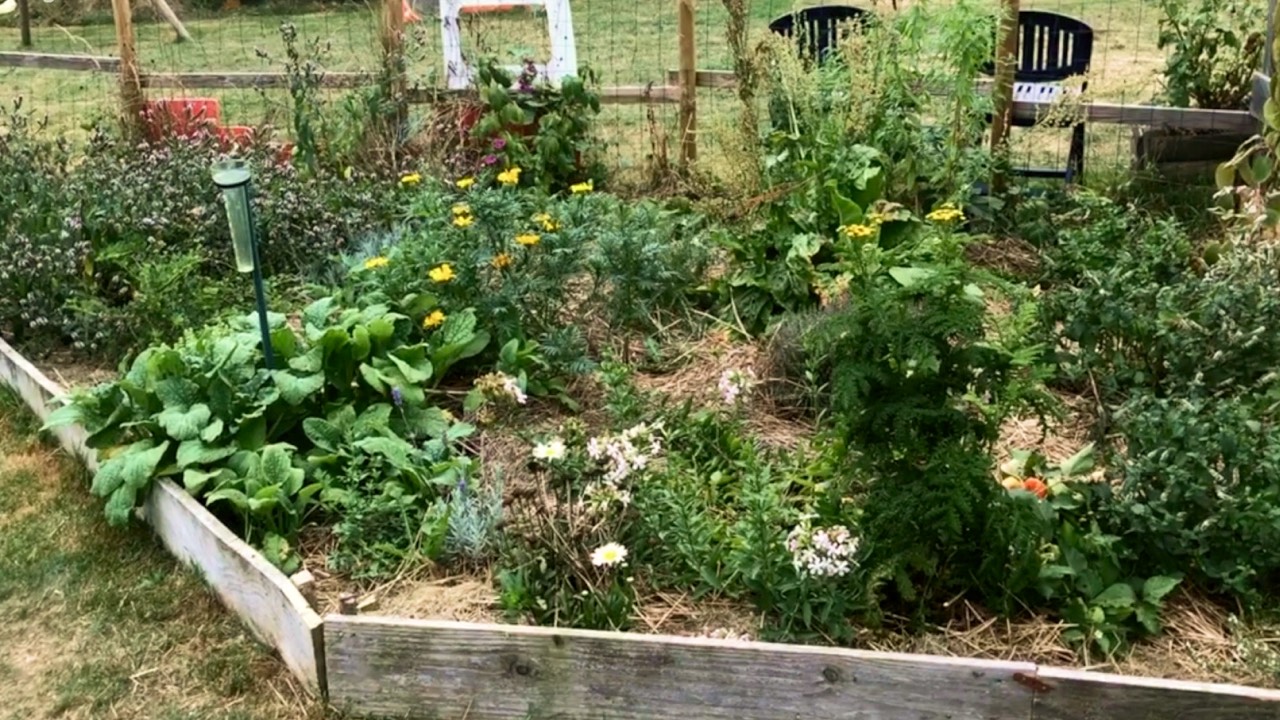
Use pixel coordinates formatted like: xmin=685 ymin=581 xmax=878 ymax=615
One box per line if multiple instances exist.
xmin=358 ymin=363 xmax=387 ymax=393
xmin=354 ymin=436 xmax=414 ymax=468
xmin=154 ymin=377 xmax=200 ymax=409
xmin=259 ymin=445 xmax=294 ymax=482
xmin=388 ymin=352 xmax=433 ymax=385
xmin=1142 ymin=575 xmax=1181 ymax=603
xmin=156 ymin=402 xmax=212 ymax=441
xmin=104 ymin=485 xmax=139 ymax=526
xmin=176 ymin=439 xmax=237 ymax=469
xmin=183 ymin=467 xmax=227 ymax=495
xmin=440 ymin=310 xmax=477 ymax=347
xmin=889 ymin=266 xmax=936 ymax=288
xmin=1092 ymin=582 xmax=1137 ymax=609
xmin=354 ymin=404 xmax=393 ymax=436
xmin=303 ymin=296 xmax=337 ymax=330
xmin=272 ymin=371 xmax=326 ymax=406
xmin=42 ymin=402 xmax=84 ymax=431
xmin=289 ymin=347 xmax=324 ymax=373
xmin=303 ymin=417 xmax=344 ymax=453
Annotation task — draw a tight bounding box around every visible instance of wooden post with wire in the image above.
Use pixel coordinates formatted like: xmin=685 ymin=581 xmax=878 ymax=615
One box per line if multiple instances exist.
xmin=111 ymin=0 xmax=145 ymax=136
xmin=380 ymin=0 xmax=408 ymax=131
xmin=989 ymin=0 xmax=1019 ymax=193
xmin=17 ymin=0 xmax=32 ymax=47
xmin=677 ymin=0 xmax=697 ymax=165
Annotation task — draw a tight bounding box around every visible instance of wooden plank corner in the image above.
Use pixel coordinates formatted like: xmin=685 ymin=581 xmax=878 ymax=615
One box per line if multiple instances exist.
xmin=0 ymin=338 xmax=326 ymax=697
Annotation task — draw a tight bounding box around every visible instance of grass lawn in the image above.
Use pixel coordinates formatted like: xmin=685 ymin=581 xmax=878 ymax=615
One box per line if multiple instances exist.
xmin=0 ymin=391 xmax=329 ymax=720
xmin=1 ymin=0 xmax=1168 ymax=176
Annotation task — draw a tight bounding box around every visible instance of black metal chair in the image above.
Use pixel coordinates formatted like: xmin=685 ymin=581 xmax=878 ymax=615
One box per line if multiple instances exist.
xmin=983 ymin=11 xmax=1094 ymax=182
xmin=768 ymin=5 xmax=870 ymax=65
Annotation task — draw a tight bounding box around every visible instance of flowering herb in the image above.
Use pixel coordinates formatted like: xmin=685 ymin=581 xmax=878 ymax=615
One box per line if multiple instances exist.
xmin=718 ymin=368 xmax=756 ymax=406
xmin=786 ymin=522 xmax=860 ymax=578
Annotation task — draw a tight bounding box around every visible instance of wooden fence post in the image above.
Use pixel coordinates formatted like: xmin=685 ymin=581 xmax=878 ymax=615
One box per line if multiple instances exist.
xmin=677 ymin=0 xmax=697 ymax=165
xmin=989 ymin=0 xmax=1019 ymax=193
xmin=17 ymin=0 xmax=32 ymax=47
xmin=111 ymin=0 xmax=145 ymax=134
xmin=381 ymin=0 xmax=407 ymax=96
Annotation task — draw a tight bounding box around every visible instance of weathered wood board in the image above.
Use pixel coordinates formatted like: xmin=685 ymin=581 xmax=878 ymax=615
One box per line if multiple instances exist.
xmin=1032 ymin=667 xmax=1280 ymax=720
xmin=0 ymin=51 xmax=121 ymax=72
xmin=0 ymin=339 xmax=326 ymax=695
xmin=325 ymin=616 xmax=1038 ymax=720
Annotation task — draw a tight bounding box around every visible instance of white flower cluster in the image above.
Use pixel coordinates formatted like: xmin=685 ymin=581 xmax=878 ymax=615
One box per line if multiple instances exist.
xmin=718 ymin=368 xmax=756 ymax=406
xmin=786 ymin=522 xmax=860 ymax=579
xmin=586 ymin=422 xmax=663 ymax=484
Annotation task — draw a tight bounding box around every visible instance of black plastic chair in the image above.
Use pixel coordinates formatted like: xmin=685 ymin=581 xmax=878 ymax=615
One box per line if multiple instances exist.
xmin=768 ymin=5 xmax=870 ymax=64
xmin=984 ymin=11 xmax=1093 ymax=182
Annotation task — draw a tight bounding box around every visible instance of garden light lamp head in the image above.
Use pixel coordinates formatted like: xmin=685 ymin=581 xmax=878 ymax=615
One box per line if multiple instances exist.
xmin=211 ymin=159 xmax=256 ymax=273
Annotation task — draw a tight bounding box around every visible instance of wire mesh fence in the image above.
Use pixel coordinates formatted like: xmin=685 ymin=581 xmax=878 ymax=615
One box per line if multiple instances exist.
xmin=0 ymin=0 xmax=1263 ymax=180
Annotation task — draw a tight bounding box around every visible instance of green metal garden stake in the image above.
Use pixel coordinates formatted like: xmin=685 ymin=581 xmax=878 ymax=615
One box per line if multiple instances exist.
xmin=211 ymin=159 xmax=275 ymax=370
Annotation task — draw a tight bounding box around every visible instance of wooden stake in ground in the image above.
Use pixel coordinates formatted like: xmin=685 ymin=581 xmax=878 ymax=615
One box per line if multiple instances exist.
xmin=677 ymin=0 xmax=697 ymax=165
xmin=381 ymin=0 xmax=407 ymax=110
xmin=150 ymin=0 xmax=192 ymax=43
xmin=111 ymin=0 xmax=145 ymax=134
xmin=17 ymin=0 xmax=31 ymax=47
xmin=989 ymin=0 xmax=1019 ymax=193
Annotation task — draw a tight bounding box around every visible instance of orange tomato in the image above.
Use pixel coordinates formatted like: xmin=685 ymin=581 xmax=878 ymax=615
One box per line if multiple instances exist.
xmin=1022 ymin=477 xmax=1048 ymax=499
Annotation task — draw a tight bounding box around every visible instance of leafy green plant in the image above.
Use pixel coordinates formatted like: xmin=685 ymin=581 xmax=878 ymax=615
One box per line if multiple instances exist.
xmin=1157 ymin=0 xmax=1264 ymax=109
xmin=45 ymin=294 xmax=488 ymax=570
xmin=801 ymin=212 xmax=1054 ymax=614
xmin=472 ymin=57 xmax=604 ymax=192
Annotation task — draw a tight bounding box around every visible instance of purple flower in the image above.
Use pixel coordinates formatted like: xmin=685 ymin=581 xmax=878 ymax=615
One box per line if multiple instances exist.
xmin=391 ymin=387 xmax=404 ymax=407
xmin=482 ymin=154 xmax=499 ymax=166
xmin=492 ymin=137 xmax=507 ymax=151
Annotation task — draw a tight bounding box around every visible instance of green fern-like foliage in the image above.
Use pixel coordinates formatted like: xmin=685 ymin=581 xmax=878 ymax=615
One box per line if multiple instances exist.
xmin=806 ymin=232 xmax=1052 ymax=616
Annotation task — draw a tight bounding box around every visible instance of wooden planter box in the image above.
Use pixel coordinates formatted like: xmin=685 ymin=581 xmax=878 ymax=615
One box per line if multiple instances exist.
xmin=1132 ymin=127 xmax=1254 ymax=178
xmin=6 ymin=339 xmax=1280 ymax=719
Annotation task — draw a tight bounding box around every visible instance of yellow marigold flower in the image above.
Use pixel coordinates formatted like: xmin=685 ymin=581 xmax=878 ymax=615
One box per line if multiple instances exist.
xmin=422 ymin=309 xmax=446 ymax=329
xmin=497 ymin=167 xmax=522 ymax=186
xmin=455 ymin=176 xmax=475 ymax=189
xmin=570 ymin=179 xmax=594 ymax=194
xmin=429 ymin=263 xmax=456 ymax=283
xmin=363 ymin=256 xmax=390 ymax=270
xmin=867 ymin=211 xmax=888 ymax=226
xmin=533 ymin=212 xmax=560 ymax=232
xmin=515 ymin=233 xmax=541 ymax=247
xmin=452 ymin=203 xmax=470 ymax=216
xmin=400 ymin=172 xmax=422 ymax=187
xmin=926 ymin=203 xmax=965 ymax=224
xmin=453 ymin=214 xmax=474 ymax=228
xmin=841 ymin=223 xmax=875 ymax=239
xmin=492 ymin=252 xmax=514 ymax=269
